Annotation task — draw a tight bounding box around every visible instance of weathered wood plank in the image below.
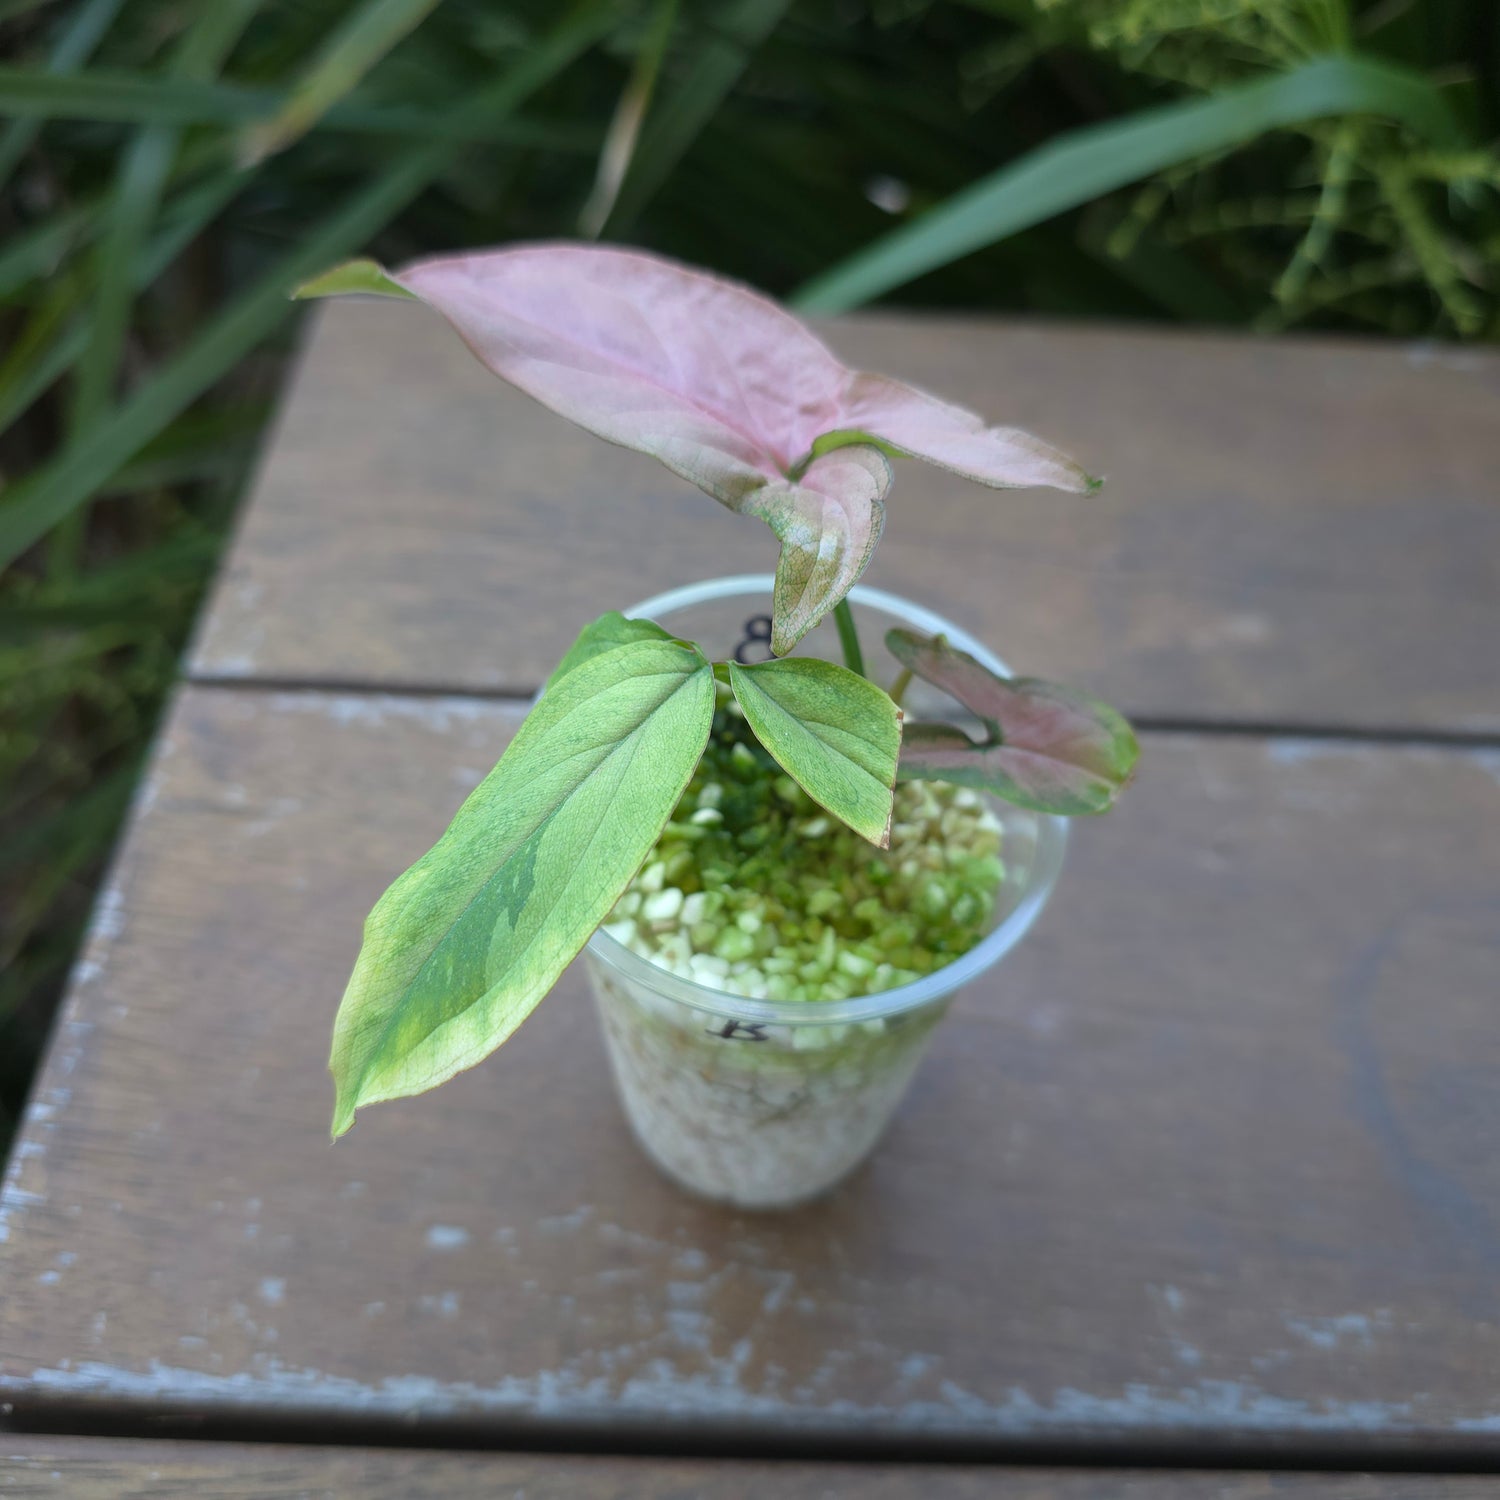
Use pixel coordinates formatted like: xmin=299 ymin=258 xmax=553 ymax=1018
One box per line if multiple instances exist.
xmin=2 ymin=1437 xmax=1490 ymax=1500
xmin=190 ymin=301 xmax=1500 ymax=731
xmin=3 ymin=688 xmax=1499 ymax=1454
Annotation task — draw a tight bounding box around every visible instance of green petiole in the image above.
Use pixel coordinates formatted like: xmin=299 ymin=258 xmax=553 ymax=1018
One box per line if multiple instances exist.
xmin=833 ymin=597 xmax=865 ymax=679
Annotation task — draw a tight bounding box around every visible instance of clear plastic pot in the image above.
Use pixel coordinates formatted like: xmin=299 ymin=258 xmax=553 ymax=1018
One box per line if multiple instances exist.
xmin=584 ymin=576 xmax=1067 ymax=1210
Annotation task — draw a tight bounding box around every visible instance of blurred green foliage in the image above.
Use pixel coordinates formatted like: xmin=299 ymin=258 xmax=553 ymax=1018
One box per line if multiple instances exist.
xmin=0 ymin=0 xmax=1494 ymax=1141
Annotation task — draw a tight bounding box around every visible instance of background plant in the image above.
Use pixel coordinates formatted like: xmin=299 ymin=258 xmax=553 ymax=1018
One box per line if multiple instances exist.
xmin=1 ymin=0 xmax=1493 ymax=1147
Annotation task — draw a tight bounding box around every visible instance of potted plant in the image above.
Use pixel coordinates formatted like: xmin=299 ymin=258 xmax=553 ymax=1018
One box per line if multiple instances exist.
xmin=299 ymin=245 xmax=1137 ymax=1209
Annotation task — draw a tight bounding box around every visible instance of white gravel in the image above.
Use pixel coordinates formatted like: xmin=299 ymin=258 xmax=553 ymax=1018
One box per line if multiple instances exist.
xmin=586 ymin=955 xmax=946 ymax=1210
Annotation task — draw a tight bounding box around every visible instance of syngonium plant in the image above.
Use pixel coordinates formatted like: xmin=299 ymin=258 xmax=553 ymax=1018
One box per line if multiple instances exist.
xmin=297 ymin=244 xmax=1138 ymax=1138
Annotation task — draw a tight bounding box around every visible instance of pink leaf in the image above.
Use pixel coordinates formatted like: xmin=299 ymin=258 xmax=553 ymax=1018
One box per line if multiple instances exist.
xmin=391 ymin=244 xmax=843 ymax=504
xmin=296 ymin=244 xmax=1095 ymax=647
xmin=838 ymin=373 xmax=1098 ymax=493
xmin=888 ymin=629 xmax=1137 ymax=816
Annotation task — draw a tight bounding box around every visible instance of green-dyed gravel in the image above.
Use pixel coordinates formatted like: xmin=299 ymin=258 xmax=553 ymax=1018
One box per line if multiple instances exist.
xmin=602 ymin=698 xmax=1005 ymax=1001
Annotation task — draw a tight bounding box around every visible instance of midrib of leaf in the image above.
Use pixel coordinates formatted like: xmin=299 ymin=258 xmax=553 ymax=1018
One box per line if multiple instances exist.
xmin=476 ymin=729 xmax=644 ymax=997
xmin=367 ymin=668 xmax=695 ymax=986
xmin=439 ymin=274 xmax=780 ymax=493
xmin=774 ymin=698 xmax=893 ymax=769
xmin=988 ymin=740 xmax=1112 ymax=787
xmin=736 ymin=671 xmax=891 ymax=793
xmin=352 ymin=665 xmax=702 ymax=1100
xmin=462 ymin=663 xmax=696 ymax=816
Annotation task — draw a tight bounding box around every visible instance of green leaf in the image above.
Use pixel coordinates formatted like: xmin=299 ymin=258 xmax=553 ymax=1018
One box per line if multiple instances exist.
xmin=793 ymin=53 xmax=1469 ymax=314
xmin=542 ymin=610 xmax=673 ymax=693
xmin=331 ymin=635 xmax=714 ymax=1136
xmin=728 ymin=657 xmax=901 ymax=847
xmin=887 ymin=629 xmax=1137 ymax=816
xmin=292 ymin=257 xmax=417 ymax=302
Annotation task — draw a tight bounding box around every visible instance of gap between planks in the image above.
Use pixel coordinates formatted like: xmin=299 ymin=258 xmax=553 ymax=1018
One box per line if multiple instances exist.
xmin=184 ymin=671 xmax=1500 ymax=754
xmin=7 ymin=1399 xmax=1500 ymax=1476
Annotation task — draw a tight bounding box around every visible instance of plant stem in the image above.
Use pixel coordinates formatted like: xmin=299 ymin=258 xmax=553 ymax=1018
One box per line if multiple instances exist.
xmin=888 ymin=666 xmax=912 ymax=708
xmin=833 ymin=598 xmax=865 ymax=678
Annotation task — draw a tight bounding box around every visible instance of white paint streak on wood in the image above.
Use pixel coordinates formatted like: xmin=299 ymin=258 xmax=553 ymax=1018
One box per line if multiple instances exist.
xmin=18 ymin=1355 xmax=1479 ymax=1435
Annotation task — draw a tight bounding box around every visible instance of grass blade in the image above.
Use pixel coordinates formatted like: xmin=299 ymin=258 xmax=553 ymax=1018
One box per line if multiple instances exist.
xmin=0 ymin=1 xmax=616 ymax=570
xmin=794 ymin=54 xmax=1468 ymax=314
xmin=0 ymin=762 xmax=138 ymax=882
xmin=0 ymin=135 xmax=232 ymax=305
xmin=2 ymin=168 xmax=249 ymax=443
xmin=67 ymin=132 xmax=181 ymax=430
xmin=602 ymin=0 xmax=793 ymax=234
xmin=0 ymin=294 xmax=83 ymax=437
xmin=0 ymin=202 xmax=91 ymax=301
xmin=0 ymin=0 xmax=127 ymax=190
xmin=237 ymin=0 xmax=444 ymax=165
xmin=55 ymin=1 xmax=265 ymax=577
xmin=579 ymin=0 xmax=680 ymax=237
xmin=0 ymin=66 xmax=261 ymax=123
xmin=0 ymin=65 xmax=596 ymax=149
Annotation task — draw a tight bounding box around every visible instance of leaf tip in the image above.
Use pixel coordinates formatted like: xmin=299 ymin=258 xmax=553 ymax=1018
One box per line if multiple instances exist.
xmin=329 ymin=1069 xmax=360 ymax=1139
xmin=883 ymin=625 xmax=918 ymax=663
xmin=770 ymin=618 xmax=804 ymax=657
xmin=292 ymin=259 xmax=417 ymax=304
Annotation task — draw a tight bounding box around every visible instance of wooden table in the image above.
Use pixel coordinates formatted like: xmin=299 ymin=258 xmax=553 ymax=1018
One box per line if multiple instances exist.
xmin=3 ymin=302 xmax=1498 ymax=1493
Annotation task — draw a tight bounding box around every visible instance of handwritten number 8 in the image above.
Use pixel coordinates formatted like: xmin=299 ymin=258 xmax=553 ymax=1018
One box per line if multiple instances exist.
xmin=734 ymin=614 xmax=774 ymax=664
